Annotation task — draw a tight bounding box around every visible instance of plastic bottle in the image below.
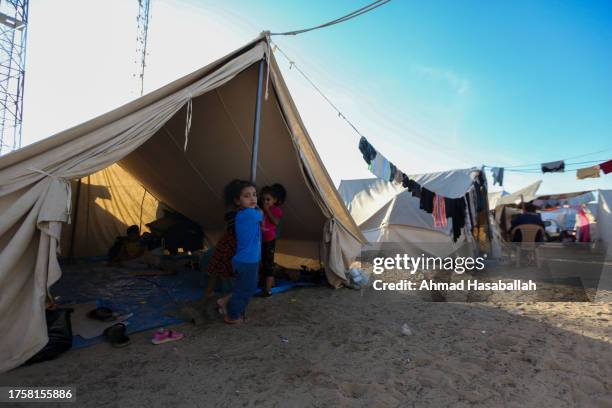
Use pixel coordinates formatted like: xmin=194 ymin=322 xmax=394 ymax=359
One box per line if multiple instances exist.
xmin=349 ymin=268 xmax=367 ymax=288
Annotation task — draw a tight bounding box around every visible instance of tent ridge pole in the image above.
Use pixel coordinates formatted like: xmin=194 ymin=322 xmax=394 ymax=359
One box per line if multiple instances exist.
xmin=250 ymin=59 xmax=266 ymax=184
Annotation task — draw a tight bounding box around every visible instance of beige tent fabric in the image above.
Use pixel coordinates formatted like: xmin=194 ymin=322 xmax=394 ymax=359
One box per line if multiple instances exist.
xmin=60 ymin=164 xmax=161 ymax=257
xmin=0 ymin=35 xmax=365 ymax=372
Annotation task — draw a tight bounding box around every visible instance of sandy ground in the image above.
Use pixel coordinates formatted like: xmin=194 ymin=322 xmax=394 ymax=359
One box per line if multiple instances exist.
xmin=1 ymin=279 xmax=611 ymax=408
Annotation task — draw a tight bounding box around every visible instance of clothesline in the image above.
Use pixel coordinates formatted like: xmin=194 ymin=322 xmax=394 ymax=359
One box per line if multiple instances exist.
xmin=487 ymin=159 xmax=608 ymax=173
xmin=359 ymin=136 xmax=485 ymax=242
xmin=483 ymin=152 xmax=612 ymax=170
xmin=271 ymin=41 xmax=611 ymax=184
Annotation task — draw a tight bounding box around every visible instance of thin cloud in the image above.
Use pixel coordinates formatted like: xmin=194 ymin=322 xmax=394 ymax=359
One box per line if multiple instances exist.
xmin=414 ymin=65 xmax=471 ymax=95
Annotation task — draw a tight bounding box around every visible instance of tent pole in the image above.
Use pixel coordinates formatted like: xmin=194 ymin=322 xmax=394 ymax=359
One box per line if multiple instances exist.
xmin=68 ymin=178 xmax=82 ymax=263
xmin=250 ymin=59 xmax=265 ymax=184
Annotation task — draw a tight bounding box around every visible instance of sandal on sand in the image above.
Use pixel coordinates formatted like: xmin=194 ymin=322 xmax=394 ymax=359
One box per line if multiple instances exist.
xmin=104 ymin=323 xmax=131 ymax=348
xmin=87 ymin=307 xmax=115 ymax=322
xmin=151 ymin=328 xmax=184 ymax=345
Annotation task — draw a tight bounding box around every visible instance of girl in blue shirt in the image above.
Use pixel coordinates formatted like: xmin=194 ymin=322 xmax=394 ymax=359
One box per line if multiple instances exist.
xmin=217 ymin=179 xmax=263 ymax=324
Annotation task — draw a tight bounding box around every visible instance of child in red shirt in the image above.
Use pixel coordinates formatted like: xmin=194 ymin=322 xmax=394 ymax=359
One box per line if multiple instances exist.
xmin=260 ymin=184 xmax=286 ymax=296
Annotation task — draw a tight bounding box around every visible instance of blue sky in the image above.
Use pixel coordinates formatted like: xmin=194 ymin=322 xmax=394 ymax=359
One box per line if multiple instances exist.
xmin=22 ymin=0 xmax=612 ymax=195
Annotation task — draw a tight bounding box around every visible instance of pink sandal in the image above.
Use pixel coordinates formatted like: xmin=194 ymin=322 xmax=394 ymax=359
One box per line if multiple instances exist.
xmin=151 ymin=328 xmax=184 ymax=345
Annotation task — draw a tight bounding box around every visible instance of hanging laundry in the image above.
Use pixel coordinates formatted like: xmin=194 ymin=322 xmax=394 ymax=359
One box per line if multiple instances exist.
xmin=468 ymin=188 xmax=478 ymax=225
xmin=576 ymin=165 xmax=600 ymax=180
xmin=419 ymin=188 xmax=435 ymax=213
xmin=408 ymin=179 xmax=422 ymax=198
xmin=599 ymin=159 xmax=612 ymax=175
xmin=463 ymin=196 xmax=474 ymax=237
xmin=541 ymin=160 xmax=565 ymax=173
xmin=444 ymin=197 xmax=467 ymax=242
xmin=465 ymin=192 xmax=474 ymax=229
xmin=358 ymin=137 xmax=377 ymax=165
xmin=491 ymin=167 xmax=504 ymax=186
xmin=388 ymin=163 xmax=397 ymax=183
xmin=393 ymin=168 xmax=403 ymax=184
xmin=432 ymin=194 xmax=448 ymax=228
xmin=368 ymin=153 xmax=391 ymax=181
xmin=576 ymin=208 xmax=591 ymax=243
xmin=473 ymin=175 xmax=487 ymax=213
xmin=401 ymin=173 xmax=410 ymax=188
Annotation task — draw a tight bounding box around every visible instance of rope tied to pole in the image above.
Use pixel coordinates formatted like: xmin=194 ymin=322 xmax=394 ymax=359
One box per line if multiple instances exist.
xmin=184 ymin=97 xmax=193 ymax=151
xmin=264 ymin=32 xmax=272 ymax=100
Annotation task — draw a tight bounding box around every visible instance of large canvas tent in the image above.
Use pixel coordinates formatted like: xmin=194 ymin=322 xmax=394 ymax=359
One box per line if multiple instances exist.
xmin=339 ymin=168 xmax=486 ymax=257
xmin=0 ymin=34 xmax=366 ymax=372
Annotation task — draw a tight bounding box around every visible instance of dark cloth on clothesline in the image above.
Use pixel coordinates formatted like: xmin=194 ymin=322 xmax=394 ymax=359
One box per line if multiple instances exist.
xmin=408 ymin=179 xmax=421 ymax=198
xmin=419 ymin=188 xmax=435 ymax=213
xmin=465 ymin=193 xmax=474 ymax=230
xmin=445 ymin=197 xmax=467 ymax=242
xmin=393 ymin=168 xmax=403 ymax=184
xmin=491 ymin=167 xmax=504 ymax=186
xmin=541 ymin=160 xmax=565 ymax=173
xmin=600 ymin=160 xmax=612 ymax=175
xmin=473 ymin=176 xmax=487 ymax=213
xmin=389 ymin=163 xmax=397 ymax=183
xmin=358 ymin=137 xmax=377 ymax=165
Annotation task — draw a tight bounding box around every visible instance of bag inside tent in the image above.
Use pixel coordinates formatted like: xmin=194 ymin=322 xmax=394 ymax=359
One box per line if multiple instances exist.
xmin=0 ymin=34 xmax=366 ymax=372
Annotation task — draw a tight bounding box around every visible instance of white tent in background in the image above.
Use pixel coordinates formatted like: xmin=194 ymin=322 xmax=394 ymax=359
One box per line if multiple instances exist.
xmin=488 ymin=190 xmax=509 ymax=209
xmin=595 ymin=189 xmax=612 ymax=302
xmin=533 ymin=190 xmax=595 ymax=208
xmin=495 ymin=180 xmax=542 ymax=208
xmin=0 ymin=34 xmax=366 ymax=372
xmin=597 ymin=190 xmax=612 ymax=246
xmin=339 ymin=168 xmax=482 ymax=257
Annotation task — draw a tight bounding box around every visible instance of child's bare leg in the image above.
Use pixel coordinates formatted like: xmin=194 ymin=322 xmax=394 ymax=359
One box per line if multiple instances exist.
xmin=265 ymin=276 xmax=275 ymax=293
xmin=217 ymin=294 xmax=231 ymax=315
xmin=204 ymin=274 xmax=217 ymax=298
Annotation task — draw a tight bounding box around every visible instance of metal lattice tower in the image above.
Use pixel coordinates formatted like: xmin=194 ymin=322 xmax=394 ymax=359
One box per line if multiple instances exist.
xmin=135 ymin=0 xmax=151 ymax=96
xmin=0 ymin=0 xmax=28 ymax=155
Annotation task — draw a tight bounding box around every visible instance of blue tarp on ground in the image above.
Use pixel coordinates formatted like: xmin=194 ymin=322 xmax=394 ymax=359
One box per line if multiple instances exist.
xmin=52 ymin=262 xmax=314 ymax=349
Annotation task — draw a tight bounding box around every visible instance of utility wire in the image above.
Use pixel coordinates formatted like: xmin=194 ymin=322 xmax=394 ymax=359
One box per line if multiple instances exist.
xmin=270 ymin=0 xmax=392 ymax=36
xmin=502 ymin=160 xmax=608 ymax=174
xmin=487 ymin=159 xmax=609 ymax=172
xmin=489 ymin=147 xmax=612 ymax=169
xmin=272 ymin=42 xmax=610 ymax=176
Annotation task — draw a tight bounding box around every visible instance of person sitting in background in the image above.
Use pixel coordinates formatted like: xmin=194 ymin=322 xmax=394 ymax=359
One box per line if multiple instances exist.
xmin=511 ymin=203 xmax=545 ymax=242
xmin=108 ymin=225 xmax=161 ymax=269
